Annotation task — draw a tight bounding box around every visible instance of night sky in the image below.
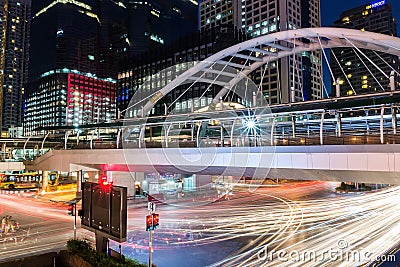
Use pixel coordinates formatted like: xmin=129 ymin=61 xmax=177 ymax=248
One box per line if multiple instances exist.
xmin=321 ymin=0 xmax=400 ymax=28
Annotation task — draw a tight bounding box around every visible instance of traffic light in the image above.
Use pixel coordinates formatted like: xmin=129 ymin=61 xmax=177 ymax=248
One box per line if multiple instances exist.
xmin=146 ymin=214 xmax=160 ymax=231
xmin=67 ymin=204 xmax=75 ymax=216
xmin=153 ymin=214 xmax=159 ymax=229
xmin=99 ymin=175 xmax=112 ymax=191
xmin=146 ymin=215 xmax=153 ymax=231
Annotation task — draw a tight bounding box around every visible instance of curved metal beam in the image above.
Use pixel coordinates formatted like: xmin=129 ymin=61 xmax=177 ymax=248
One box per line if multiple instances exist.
xmin=40 ymin=132 xmax=50 ymax=155
xmin=136 ymin=28 xmax=400 ymax=116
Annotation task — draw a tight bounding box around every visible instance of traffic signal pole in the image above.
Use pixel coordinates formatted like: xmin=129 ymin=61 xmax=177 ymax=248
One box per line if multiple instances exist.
xmin=74 ymin=203 xmax=77 ymax=240
xmin=149 ymin=229 xmax=153 ymax=267
xmin=146 ymin=202 xmax=158 ymax=267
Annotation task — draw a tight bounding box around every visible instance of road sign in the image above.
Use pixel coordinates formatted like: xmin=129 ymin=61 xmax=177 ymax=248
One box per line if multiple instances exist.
xmin=148 ymin=202 xmax=156 ymax=212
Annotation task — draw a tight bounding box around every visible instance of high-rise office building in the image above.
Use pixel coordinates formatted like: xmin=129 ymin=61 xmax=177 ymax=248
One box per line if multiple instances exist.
xmin=0 ymin=0 xmax=31 ymax=136
xmin=24 ymin=69 xmax=116 ymax=134
xmin=118 ymin=25 xmax=247 ymax=117
xmin=29 ymin=0 xmax=107 ymax=81
xmin=200 ymin=0 xmax=322 ymax=104
xmin=331 ymin=1 xmax=398 ymax=96
xmin=25 ymin=0 xmax=119 ymax=134
xmin=25 ymin=0 xmax=199 ymax=134
xmin=120 ymin=0 xmax=198 ymax=57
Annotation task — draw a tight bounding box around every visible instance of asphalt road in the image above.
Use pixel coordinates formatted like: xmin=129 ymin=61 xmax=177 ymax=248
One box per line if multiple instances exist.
xmin=1 ymin=181 xmax=399 ymax=267
xmin=0 ymin=193 xmax=77 ymax=262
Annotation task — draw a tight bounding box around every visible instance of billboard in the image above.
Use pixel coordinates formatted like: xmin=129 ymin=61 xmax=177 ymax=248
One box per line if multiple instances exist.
xmin=81 ymin=182 xmax=127 ymax=242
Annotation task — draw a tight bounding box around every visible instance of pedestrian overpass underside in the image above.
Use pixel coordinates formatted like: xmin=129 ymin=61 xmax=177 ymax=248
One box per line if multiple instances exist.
xmin=24 ymin=145 xmax=400 ymax=184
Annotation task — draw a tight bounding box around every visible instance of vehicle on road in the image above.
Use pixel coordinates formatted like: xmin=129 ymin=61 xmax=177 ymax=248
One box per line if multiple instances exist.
xmin=0 ymin=172 xmax=40 ymax=190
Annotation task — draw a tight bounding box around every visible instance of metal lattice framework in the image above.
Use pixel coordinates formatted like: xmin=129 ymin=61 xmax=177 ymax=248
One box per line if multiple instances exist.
xmin=136 ymin=27 xmax=400 ymax=116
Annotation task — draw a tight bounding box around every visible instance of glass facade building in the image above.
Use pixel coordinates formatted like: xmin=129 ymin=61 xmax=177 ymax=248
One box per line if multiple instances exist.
xmin=25 ymin=0 xmax=119 ymax=134
xmin=0 ymin=0 xmax=31 ymax=136
xmin=331 ymin=1 xmax=398 ymax=96
xmin=24 ymin=69 xmax=116 ymax=134
xmin=117 ymin=25 xmax=248 ymax=117
xmin=200 ymin=0 xmax=322 ymax=104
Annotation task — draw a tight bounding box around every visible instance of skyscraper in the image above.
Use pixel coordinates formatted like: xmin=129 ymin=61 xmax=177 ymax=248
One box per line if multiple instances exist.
xmin=200 ymin=0 xmax=322 ymax=104
xmin=24 ymin=0 xmax=118 ymax=134
xmin=117 ymin=25 xmax=247 ymax=117
xmin=331 ymin=1 xmax=398 ymax=96
xmin=29 ymin=0 xmax=106 ymax=81
xmin=121 ymin=0 xmax=198 ymax=57
xmin=0 ymin=0 xmax=31 ymax=136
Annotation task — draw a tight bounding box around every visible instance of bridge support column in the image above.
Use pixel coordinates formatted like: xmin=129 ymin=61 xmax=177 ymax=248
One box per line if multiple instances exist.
xmin=76 ymin=170 xmax=82 ymax=198
xmin=392 ymin=108 xmax=397 ymax=134
xmin=191 ymin=123 xmax=194 ymax=141
xmin=335 ymin=79 xmax=340 ymax=97
xmin=380 ymin=106 xmax=385 ymax=144
xmin=336 ymin=113 xmax=342 ymax=137
xmin=139 ymin=125 xmax=145 ymax=148
xmin=42 ymin=171 xmax=49 ymax=192
xmin=64 ymin=131 xmax=70 ymax=150
xmin=320 ymin=111 xmax=325 ymax=145
xmin=196 ymin=123 xmax=203 ymax=147
xmin=270 ymin=119 xmax=276 ymax=146
xmin=291 ymin=116 xmax=296 ymax=138
xmin=220 ymin=125 xmax=224 ymax=147
xmin=290 ymin=87 xmax=295 ymax=103
xmin=109 ymin=171 xmax=142 ymax=197
xmin=1 ymin=143 xmax=5 ymax=161
xmin=165 ymin=124 xmax=171 ymax=148
xmin=390 ymin=71 xmax=395 ymax=91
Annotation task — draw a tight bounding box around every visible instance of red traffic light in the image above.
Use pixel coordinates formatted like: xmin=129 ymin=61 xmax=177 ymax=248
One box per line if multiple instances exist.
xmin=99 ymin=175 xmax=112 ymax=189
xmin=153 ymin=214 xmax=159 ymax=229
xmin=146 ymin=215 xmax=153 ymax=231
xmin=146 ymin=214 xmax=160 ymax=231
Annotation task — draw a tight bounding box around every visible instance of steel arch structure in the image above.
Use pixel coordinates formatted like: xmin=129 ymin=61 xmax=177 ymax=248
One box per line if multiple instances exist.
xmin=136 ymin=27 xmax=400 ymax=116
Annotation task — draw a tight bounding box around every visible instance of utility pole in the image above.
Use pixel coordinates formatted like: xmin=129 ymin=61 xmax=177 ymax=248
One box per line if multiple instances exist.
xmin=74 ymin=203 xmax=77 ymax=240
xmin=146 ymin=202 xmax=159 ymax=267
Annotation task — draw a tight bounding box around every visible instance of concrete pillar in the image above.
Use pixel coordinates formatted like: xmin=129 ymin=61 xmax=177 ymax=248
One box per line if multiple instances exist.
xmin=42 ymin=171 xmax=49 ymax=192
xmin=335 ymin=79 xmax=340 ymax=98
xmin=380 ymin=106 xmax=385 ymax=144
xmin=76 ymin=170 xmax=82 ymax=196
xmin=290 ymin=87 xmax=295 ymax=103
xmin=291 ymin=116 xmax=296 ymax=138
xmin=1 ymin=143 xmax=5 ymax=161
xmin=390 ymin=71 xmax=395 ymax=92
xmin=109 ymin=171 xmax=143 ymax=197
xmin=336 ymin=113 xmax=342 ymax=137
xmin=392 ymin=108 xmax=397 ymax=134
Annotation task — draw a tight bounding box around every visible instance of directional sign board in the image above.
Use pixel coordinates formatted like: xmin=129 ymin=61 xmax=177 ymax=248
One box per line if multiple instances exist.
xmin=81 ymin=182 xmax=127 ymax=242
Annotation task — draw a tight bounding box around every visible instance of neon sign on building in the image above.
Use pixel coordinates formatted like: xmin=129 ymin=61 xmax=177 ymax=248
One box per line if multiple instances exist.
xmin=366 ymin=0 xmax=385 ymax=9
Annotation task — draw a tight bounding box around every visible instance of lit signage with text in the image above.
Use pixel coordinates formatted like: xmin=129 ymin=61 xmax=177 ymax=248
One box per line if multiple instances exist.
xmin=369 ymin=0 xmax=385 ymax=9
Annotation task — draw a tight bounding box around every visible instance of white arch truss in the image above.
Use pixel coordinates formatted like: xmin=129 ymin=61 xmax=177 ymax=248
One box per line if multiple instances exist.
xmin=136 ymin=27 xmax=400 ymax=116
